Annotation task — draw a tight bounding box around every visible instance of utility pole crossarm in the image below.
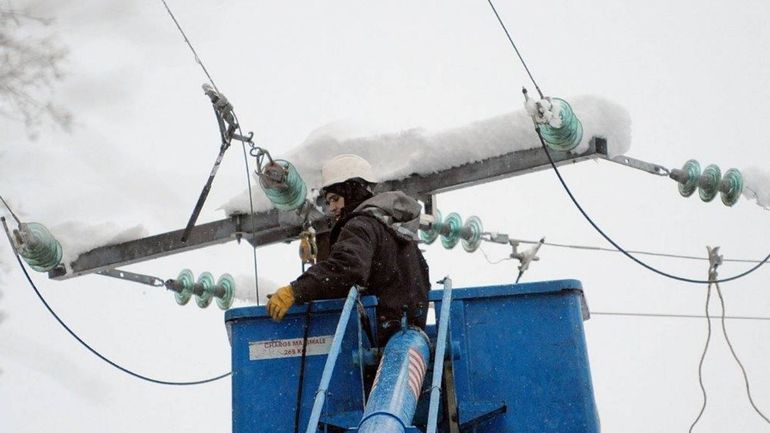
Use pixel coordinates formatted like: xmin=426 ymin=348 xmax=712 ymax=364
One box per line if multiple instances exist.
xmin=48 ymin=210 xmax=304 ymax=280
xmin=50 ymin=137 xmax=607 ymax=280
xmin=377 ymin=137 xmax=606 ymax=197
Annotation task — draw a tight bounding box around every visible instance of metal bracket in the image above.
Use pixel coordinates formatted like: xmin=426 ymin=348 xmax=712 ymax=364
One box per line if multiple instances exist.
xmin=609 ymin=155 xmax=670 ymax=176
xmin=482 ymin=232 xmax=510 ymax=245
xmin=180 ymin=84 xmax=258 ymax=244
xmin=512 ymin=238 xmax=545 ymax=274
xmin=97 ymin=268 xmax=165 ymax=287
xmin=418 ymin=193 xmax=435 ymax=215
xmin=707 ymin=246 xmax=723 ymax=282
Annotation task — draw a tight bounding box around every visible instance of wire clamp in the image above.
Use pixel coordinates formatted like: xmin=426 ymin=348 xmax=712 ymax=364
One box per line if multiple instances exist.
xmin=707 ymin=246 xmax=722 ymax=282
xmin=511 ymin=238 xmax=545 ymax=274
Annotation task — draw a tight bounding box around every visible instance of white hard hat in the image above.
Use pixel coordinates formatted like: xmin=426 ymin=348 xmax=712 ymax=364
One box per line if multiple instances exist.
xmin=321 ymin=154 xmax=376 ymax=188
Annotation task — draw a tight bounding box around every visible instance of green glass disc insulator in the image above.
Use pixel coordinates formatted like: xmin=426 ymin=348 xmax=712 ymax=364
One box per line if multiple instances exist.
xmin=677 ymin=159 xmax=701 ymax=197
xmin=174 ymin=269 xmax=194 ymax=306
xmin=698 ymin=164 xmax=721 ymax=202
xmin=259 ymin=160 xmax=308 ymax=211
xmin=538 ymin=98 xmax=584 ymax=152
xmin=461 ymin=216 xmax=484 ymax=253
xmin=419 ymin=209 xmax=442 ymax=245
xmin=720 ymin=168 xmax=744 ymax=207
xmin=441 ymin=212 xmax=463 ymax=250
xmin=195 ymin=272 xmax=214 ymax=308
xmin=17 ymin=222 xmax=62 ymax=272
xmin=216 ymin=274 xmax=236 ymax=310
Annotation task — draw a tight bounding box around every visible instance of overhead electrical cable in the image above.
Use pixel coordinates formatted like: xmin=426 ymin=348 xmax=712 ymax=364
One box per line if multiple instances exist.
xmin=479 ymin=241 xmax=770 ymax=322
xmin=484 ymin=0 xmax=770 ymax=284
xmin=160 ymin=0 xmax=219 ymax=92
xmin=518 ymin=239 xmax=767 ymax=264
xmin=712 ymin=281 xmax=770 ymax=424
xmin=15 ymin=254 xmax=231 ymax=386
xmin=478 ymin=246 xmax=512 ymax=265
xmin=688 ymin=274 xmax=713 ymax=433
xmin=537 ymin=133 xmax=770 ymax=284
xmin=591 ymin=311 xmax=770 ymax=322
xmin=689 ymin=257 xmax=770 ymax=431
xmin=0 ymin=194 xmax=21 ymax=225
xmin=235 ymin=113 xmax=262 ymax=304
xmin=483 ymin=238 xmax=767 ymax=264
xmin=160 ymin=0 xmax=261 ymax=302
xmin=485 ymin=0 xmax=543 ymax=99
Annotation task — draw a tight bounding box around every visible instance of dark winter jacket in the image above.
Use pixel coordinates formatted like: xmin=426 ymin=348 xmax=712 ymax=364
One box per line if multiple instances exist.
xmin=291 ymin=191 xmax=430 ymax=344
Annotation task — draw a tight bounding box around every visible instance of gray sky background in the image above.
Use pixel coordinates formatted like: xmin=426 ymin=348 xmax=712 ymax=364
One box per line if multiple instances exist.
xmin=1 ymin=1 xmax=769 ymax=432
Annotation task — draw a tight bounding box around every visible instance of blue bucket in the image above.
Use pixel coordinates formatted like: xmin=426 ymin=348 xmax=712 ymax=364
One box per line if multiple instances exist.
xmin=225 ymin=297 xmax=377 ymax=433
xmin=431 ymin=279 xmax=598 ymax=433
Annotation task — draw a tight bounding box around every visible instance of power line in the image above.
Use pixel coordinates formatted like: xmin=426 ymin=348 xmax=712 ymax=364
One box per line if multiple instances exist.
xmin=537 ymin=132 xmax=770 ymax=284
xmin=0 ymin=194 xmax=21 ymax=225
xmin=159 ymin=1 xmax=262 ymax=302
xmin=591 ymin=311 xmax=770 ymax=322
xmin=689 ymin=280 xmax=713 ymax=433
xmin=517 ymin=239 xmax=767 ymax=264
xmin=486 ymin=0 xmax=544 ymax=99
xmin=478 ymin=246 xmax=512 ymax=265
xmin=483 ymin=1 xmax=770 ymax=285
xmin=235 ymin=114 xmax=262 ymax=305
xmin=160 ymin=0 xmax=219 ymax=92
xmin=713 ymin=282 xmax=770 ymax=424
xmin=482 ymin=238 xmax=767 ymax=265
xmin=15 ymin=254 xmax=231 ymax=386
xmin=481 ymin=242 xmax=770 ymax=321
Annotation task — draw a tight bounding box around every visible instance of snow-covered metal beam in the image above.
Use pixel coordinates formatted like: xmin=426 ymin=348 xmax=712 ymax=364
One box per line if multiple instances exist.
xmin=48 ymin=211 xmax=319 ymax=280
xmin=378 ymin=137 xmax=607 ymax=205
xmin=49 ymin=137 xmax=607 ymax=280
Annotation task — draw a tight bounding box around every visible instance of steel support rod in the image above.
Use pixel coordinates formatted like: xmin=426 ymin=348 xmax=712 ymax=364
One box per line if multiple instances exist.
xmin=426 ymin=277 xmax=453 ymax=433
xmin=96 ymin=269 xmax=165 ymax=287
xmin=305 ymin=286 xmax=359 ymax=433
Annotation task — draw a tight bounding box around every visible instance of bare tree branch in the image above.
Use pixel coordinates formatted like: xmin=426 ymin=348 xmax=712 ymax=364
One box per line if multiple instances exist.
xmin=0 ymin=2 xmax=71 ymax=138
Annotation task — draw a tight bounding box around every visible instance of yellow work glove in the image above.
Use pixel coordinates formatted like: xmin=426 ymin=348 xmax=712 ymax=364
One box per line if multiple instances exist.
xmin=267 ymin=285 xmax=295 ymax=321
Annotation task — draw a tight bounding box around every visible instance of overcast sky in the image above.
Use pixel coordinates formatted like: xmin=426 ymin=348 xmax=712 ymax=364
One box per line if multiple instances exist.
xmin=2 ymin=1 xmax=770 ymax=432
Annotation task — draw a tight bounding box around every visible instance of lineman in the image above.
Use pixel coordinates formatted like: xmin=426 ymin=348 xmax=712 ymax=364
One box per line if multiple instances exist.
xmin=266 ymin=154 xmax=430 ymax=344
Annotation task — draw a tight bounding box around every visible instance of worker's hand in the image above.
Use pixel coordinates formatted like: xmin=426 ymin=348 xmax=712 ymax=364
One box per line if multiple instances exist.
xmin=267 ymin=285 xmax=295 ymax=321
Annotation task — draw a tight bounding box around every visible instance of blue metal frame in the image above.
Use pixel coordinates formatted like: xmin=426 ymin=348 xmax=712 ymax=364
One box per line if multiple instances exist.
xmin=304 ymin=286 xmax=359 ymax=433
xmin=426 ymin=277 xmax=453 ymax=433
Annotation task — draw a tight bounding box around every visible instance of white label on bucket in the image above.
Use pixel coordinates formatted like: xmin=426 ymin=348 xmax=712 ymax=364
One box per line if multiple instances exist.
xmin=248 ymin=335 xmax=334 ymax=361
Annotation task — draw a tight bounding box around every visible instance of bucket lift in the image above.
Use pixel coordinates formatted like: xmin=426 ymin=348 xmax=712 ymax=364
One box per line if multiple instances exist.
xmin=226 ymin=278 xmax=598 ymax=433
